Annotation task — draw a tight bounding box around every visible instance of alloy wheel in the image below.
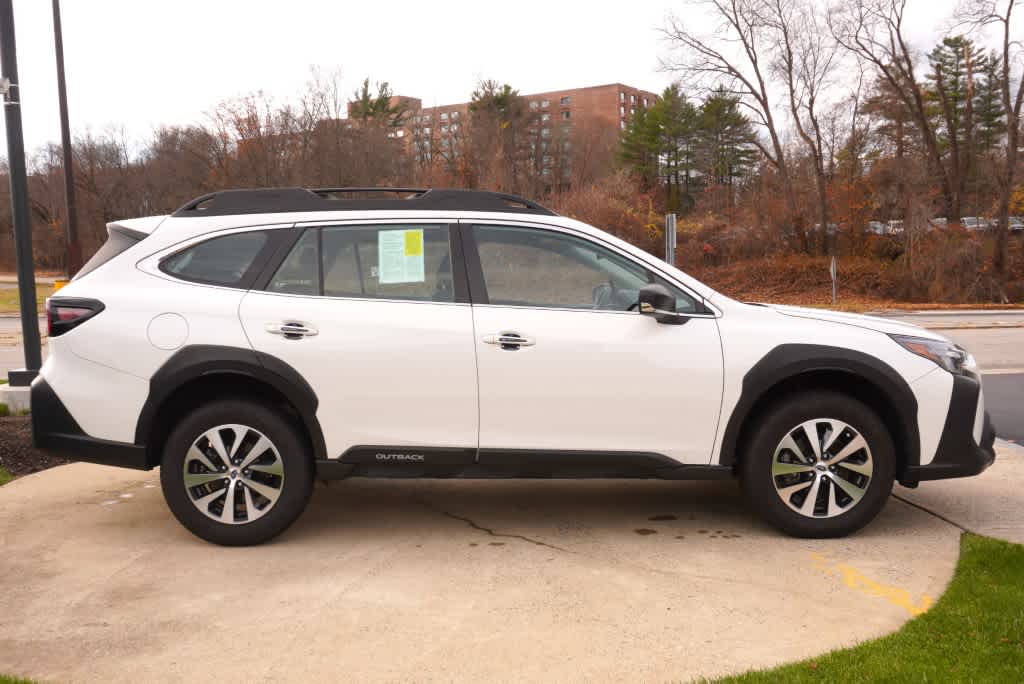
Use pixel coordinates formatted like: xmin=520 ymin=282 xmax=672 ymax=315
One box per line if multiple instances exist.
xmin=770 ymin=418 xmax=874 ymax=519
xmin=182 ymin=424 xmax=285 ymax=525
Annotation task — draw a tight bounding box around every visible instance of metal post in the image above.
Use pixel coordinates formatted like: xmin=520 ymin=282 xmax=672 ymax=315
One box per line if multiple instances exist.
xmin=830 ymin=256 xmax=838 ymax=306
xmin=665 ymin=213 xmax=677 ymax=265
xmin=1 ymin=0 xmax=42 ymax=386
xmin=52 ymin=0 xmax=81 ymax=276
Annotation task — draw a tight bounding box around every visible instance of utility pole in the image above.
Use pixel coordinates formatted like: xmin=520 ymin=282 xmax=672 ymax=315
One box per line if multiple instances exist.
xmin=52 ymin=0 xmax=80 ymax=276
xmin=664 ymin=213 xmax=677 ymax=265
xmin=1 ymin=0 xmax=42 ymax=386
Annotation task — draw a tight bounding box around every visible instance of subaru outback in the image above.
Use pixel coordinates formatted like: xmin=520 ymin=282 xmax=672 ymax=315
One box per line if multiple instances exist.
xmin=32 ymin=187 xmax=995 ymax=545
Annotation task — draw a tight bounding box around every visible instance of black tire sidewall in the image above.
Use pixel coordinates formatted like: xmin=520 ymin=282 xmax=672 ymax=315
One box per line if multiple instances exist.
xmin=160 ymin=399 xmax=314 ymax=546
xmin=740 ymin=391 xmax=895 ymax=538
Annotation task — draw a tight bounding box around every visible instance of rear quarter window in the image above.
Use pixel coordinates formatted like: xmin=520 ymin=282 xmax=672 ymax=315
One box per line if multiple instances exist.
xmin=160 ymin=231 xmax=275 ymax=288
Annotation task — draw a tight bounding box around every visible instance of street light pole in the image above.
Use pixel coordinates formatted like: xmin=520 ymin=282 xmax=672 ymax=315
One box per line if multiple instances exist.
xmin=52 ymin=0 xmax=80 ymax=276
xmin=1 ymin=0 xmax=42 ymax=386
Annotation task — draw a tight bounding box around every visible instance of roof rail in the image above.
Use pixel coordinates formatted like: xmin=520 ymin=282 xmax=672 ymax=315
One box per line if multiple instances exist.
xmin=171 ymin=187 xmax=557 ymax=217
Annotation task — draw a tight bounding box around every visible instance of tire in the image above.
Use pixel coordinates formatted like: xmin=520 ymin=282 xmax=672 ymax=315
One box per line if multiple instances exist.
xmin=739 ymin=390 xmax=895 ymax=538
xmin=160 ymin=399 xmax=314 ymax=546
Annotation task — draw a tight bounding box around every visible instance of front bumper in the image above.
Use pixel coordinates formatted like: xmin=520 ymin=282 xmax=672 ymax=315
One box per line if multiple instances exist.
xmin=31 ymin=377 xmax=151 ymax=470
xmin=902 ymin=372 xmax=996 ymax=484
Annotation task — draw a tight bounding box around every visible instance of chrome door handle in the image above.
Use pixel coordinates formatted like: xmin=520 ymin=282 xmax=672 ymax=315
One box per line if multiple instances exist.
xmin=265 ymin=322 xmax=319 ymax=339
xmin=483 ymin=331 xmax=535 ymax=350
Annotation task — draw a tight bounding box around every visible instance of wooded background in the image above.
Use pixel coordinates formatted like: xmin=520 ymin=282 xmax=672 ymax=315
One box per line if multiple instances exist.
xmin=1 ymin=0 xmax=1022 ymax=304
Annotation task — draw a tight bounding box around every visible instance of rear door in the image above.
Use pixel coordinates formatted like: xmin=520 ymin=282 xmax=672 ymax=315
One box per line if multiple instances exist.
xmin=465 ymin=221 xmax=724 ymax=466
xmin=239 ymin=221 xmax=478 ymax=462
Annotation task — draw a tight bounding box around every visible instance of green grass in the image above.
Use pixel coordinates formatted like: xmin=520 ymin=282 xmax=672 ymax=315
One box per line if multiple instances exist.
xmin=0 ymin=466 xmax=12 ymax=486
xmin=712 ymin=534 xmax=1024 ymax=683
xmin=0 ymin=286 xmax=52 ymax=314
xmin=0 ymin=403 xmax=9 ymax=417
xmin=0 ymin=675 xmax=36 ymax=684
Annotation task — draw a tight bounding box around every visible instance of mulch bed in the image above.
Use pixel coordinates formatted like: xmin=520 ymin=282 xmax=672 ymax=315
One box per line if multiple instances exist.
xmin=0 ymin=416 xmax=69 ymax=477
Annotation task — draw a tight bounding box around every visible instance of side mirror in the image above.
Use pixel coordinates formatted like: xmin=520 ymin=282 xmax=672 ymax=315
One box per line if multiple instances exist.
xmin=638 ymin=283 xmax=686 ymax=325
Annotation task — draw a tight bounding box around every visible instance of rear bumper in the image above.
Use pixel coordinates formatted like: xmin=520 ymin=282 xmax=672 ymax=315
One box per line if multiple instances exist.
xmin=31 ymin=377 xmax=151 ymax=470
xmin=902 ymin=373 xmax=996 ymax=484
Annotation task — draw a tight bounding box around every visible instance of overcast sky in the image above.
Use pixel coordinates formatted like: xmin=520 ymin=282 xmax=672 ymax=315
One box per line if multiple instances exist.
xmin=1 ymin=0 xmax=965 ymax=156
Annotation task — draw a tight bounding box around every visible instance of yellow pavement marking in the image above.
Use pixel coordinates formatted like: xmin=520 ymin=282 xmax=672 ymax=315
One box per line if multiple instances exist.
xmin=810 ymin=552 xmax=934 ymax=617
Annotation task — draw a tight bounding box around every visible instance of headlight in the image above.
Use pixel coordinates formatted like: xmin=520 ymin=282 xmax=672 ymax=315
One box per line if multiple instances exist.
xmin=890 ymin=334 xmax=976 ymax=375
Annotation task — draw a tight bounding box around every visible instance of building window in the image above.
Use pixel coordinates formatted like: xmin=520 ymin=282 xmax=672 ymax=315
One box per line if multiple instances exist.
xmin=560 ymin=96 xmax=571 ymax=105
xmin=619 ymin=105 xmax=625 ymax=116
xmin=423 ymin=126 xmax=431 ymax=135
xmin=451 ymin=111 xmax=459 ymax=119
xmin=394 ymin=129 xmax=405 ymax=138
xmin=440 ymin=112 xmax=448 ymax=121
xmin=529 ymin=100 xmax=539 ymax=110
xmin=561 ymin=110 xmax=570 ymax=120
xmin=541 ymin=113 xmax=551 ymax=121
xmin=619 ymin=92 xmax=625 ymax=102
xmin=541 ymin=99 xmax=550 ymax=108
xmin=631 ymin=107 xmax=636 ymax=115
xmin=450 ymin=122 xmax=459 ymax=132
xmin=441 ymin=124 xmax=449 ymax=133
xmin=643 ymin=97 xmax=649 ymax=108
xmin=541 ymin=128 xmax=551 ymax=137
xmin=620 ymin=120 xmax=626 ymax=130
xmin=630 ymin=94 xmax=637 ymax=104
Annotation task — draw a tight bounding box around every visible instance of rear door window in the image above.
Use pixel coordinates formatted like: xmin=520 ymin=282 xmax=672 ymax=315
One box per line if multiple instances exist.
xmin=265 ymin=224 xmax=456 ymax=302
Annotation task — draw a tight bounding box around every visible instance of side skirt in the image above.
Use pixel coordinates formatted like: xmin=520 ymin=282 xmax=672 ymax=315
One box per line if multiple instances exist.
xmin=315 ymin=447 xmax=734 ymax=481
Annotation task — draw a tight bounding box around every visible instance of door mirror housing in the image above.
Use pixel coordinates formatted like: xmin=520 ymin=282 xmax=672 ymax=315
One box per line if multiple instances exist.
xmin=637 ymin=283 xmax=687 ymax=325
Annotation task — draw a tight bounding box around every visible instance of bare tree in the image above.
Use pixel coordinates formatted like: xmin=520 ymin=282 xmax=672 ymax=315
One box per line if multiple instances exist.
xmin=831 ymin=0 xmax=958 ymax=218
xmin=956 ymin=0 xmax=1024 ymax=279
xmin=765 ymin=0 xmax=843 ymax=254
xmin=662 ymin=0 xmax=808 ymax=251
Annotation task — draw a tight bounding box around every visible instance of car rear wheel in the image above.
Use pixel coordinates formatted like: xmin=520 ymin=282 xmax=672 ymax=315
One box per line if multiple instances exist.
xmin=160 ymin=399 xmax=313 ymax=546
xmin=739 ymin=391 xmax=895 ymax=538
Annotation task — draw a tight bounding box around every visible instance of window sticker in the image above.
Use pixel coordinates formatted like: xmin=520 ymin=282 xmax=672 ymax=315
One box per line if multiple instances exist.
xmin=378 ymin=229 xmax=425 ymax=283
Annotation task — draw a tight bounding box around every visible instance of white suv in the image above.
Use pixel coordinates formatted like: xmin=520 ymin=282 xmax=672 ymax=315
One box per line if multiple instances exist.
xmin=32 ymin=188 xmax=995 ymax=545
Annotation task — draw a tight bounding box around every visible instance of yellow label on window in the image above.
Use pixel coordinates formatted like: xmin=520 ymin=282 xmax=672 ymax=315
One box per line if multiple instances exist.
xmin=404 ymin=229 xmax=424 ymax=256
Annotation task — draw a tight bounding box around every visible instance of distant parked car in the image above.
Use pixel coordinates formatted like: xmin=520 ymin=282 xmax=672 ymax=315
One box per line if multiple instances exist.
xmin=1009 ymin=217 xmax=1024 ymax=233
xmin=928 ymin=217 xmax=947 ymax=230
xmin=960 ymin=217 xmax=991 ymax=231
xmin=886 ymin=220 xmax=905 ymax=234
xmin=866 ymin=221 xmax=887 ymax=235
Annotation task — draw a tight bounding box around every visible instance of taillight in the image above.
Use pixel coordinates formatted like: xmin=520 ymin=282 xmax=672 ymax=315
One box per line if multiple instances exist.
xmin=46 ymin=297 xmax=105 ymax=337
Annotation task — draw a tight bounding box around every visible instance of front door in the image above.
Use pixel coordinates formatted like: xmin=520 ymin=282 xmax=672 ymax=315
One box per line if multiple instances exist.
xmin=239 ymin=222 xmax=478 ymax=460
xmin=466 ymin=222 xmax=723 ymax=465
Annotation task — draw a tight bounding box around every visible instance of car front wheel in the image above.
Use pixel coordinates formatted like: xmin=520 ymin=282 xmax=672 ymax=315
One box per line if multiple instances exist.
xmin=740 ymin=391 xmax=895 ymax=538
xmin=160 ymin=399 xmax=314 ymax=546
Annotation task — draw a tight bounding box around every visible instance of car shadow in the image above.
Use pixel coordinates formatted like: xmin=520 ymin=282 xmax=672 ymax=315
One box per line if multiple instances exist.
xmin=278 ymin=477 xmax=932 ymax=545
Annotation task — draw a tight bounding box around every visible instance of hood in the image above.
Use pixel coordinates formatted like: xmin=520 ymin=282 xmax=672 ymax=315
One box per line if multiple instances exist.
xmin=761 ymin=303 xmax=949 ymax=341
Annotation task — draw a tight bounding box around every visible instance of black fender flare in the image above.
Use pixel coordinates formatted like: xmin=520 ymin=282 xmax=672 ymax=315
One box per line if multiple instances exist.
xmin=718 ymin=343 xmax=920 ymax=471
xmin=134 ymin=345 xmax=327 ymax=461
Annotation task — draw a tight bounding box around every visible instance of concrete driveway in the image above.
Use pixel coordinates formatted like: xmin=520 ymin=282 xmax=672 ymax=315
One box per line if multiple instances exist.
xmin=9 ymin=448 xmax=1019 ymax=683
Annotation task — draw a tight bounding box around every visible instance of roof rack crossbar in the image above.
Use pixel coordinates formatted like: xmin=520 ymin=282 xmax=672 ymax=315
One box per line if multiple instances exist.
xmin=171 ymin=187 xmax=557 ymax=217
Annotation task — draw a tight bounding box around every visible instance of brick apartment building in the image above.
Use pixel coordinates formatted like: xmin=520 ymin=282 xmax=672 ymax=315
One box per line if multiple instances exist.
xmin=369 ymin=83 xmax=658 ymax=184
